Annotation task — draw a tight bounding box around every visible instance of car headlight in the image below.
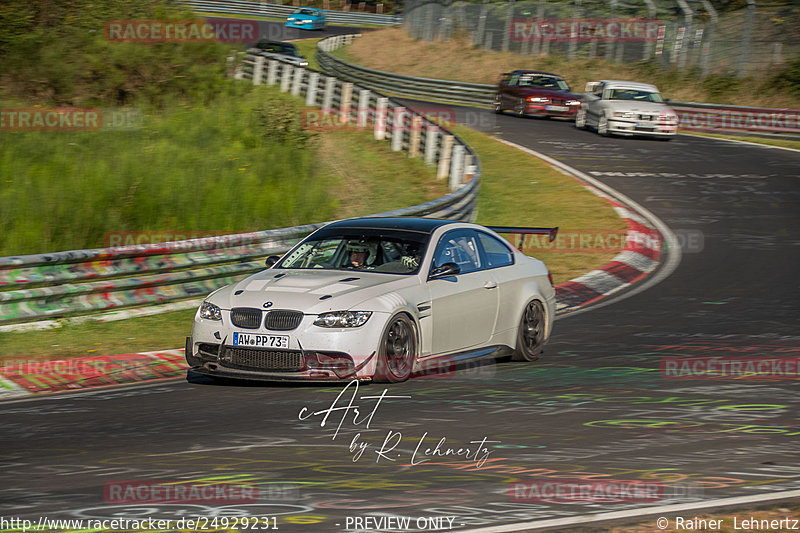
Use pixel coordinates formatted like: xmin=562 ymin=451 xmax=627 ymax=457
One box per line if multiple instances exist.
xmin=301 ymin=19 xmax=313 ymax=23
xmin=613 ymin=111 xmax=635 ymax=119
xmin=200 ymin=301 xmax=222 ymax=321
xmin=665 ymin=114 xmax=678 ymax=123
xmin=314 ymin=311 xmax=372 ymax=328
xmin=565 ymin=100 xmax=581 ymax=106
xmin=527 ymin=97 xmax=549 ymax=103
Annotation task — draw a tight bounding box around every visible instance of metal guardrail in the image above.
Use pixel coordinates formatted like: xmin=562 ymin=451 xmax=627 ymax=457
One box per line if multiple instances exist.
xmin=178 ymin=0 xmax=401 ymax=26
xmin=0 ymin=34 xmax=481 ymax=326
xmin=316 ymin=40 xmax=800 ymax=138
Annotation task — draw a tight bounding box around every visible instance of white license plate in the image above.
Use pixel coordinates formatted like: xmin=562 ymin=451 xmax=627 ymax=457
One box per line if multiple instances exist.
xmin=546 ymin=105 xmax=568 ymax=112
xmin=635 ymin=121 xmax=655 ymax=127
xmin=233 ymin=332 xmax=289 ymax=348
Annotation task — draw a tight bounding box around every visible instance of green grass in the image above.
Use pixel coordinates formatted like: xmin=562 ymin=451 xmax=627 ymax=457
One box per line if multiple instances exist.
xmin=294 ymin=38 xmax=324 ymax=71
xmin=0 ymin=83 xmax=335 ymax=256
xmin=0 ymin=121 xmax=622 ymax=361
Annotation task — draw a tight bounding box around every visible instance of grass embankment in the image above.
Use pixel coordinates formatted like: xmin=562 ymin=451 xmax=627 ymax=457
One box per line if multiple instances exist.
xmin=0 ymin=122 xmax=623 ymax=359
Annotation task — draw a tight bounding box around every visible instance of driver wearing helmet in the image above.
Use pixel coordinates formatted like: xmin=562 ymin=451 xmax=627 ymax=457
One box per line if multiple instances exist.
xmin=345 ymin=240 xmax=377 ymax=269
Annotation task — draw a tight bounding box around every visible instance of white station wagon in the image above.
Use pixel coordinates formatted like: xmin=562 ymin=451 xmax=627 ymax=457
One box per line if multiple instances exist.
xmin=576 ymin=80 xmax=679 ymax=139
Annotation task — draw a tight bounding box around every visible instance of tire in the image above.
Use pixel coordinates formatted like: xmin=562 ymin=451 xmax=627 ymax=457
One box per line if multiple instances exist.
xmin=515 ymin=98 xmax=527 ymax=118
xmin=493 ymin=94 xmax=503 ymax=114
xmin=598 ymin=113 xmax=610 ymax=136
xmin=575 ymin=109 xmax=587 ymax=129
xmin=374 ymin=314 xmax=417 ymax=383
xmin=512 ymin=300 xmax=545 ymax=362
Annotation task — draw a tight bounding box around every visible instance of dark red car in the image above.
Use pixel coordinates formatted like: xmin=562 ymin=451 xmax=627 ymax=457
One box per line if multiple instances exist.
xmin=494 ymin=70 xmax=582 ymax=119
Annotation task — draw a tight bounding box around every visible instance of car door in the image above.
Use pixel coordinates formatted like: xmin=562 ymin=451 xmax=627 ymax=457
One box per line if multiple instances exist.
xmin=427 ymin=229 xmax=500 ymax=354
xmin=502 ymin=72 xmax=522 ymax=109
xmin=584 ymin=82 xmax=604 ymax=127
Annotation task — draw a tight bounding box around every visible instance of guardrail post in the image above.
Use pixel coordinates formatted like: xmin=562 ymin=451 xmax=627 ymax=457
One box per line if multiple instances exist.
xmin=267 ymin=60 xmax=279 ymax=85
xmin=322 ymin=76 xmax=336 ymax=115
xmin=437 ymin=135 xmax=454 ymax=180
xmin=340 ymin=82 xmax=353 ymax=125
xmin=463 ymin=154 xmax=475 ymax=183
xmin=280 ymin=64 xmax=293 ymax=92
xmin=374 ymin=97 xmax=388 ymax=140
xmin=449 ymin=144 xmax=465 ymax=191
xmin=306 ymin=72 xmax=320 ymax=105
xmin=252 ymin=56 xmax=266 ymax=85
xmin=357 ymin=89 xmax=371 ymax=128
xmin=409 ymin=115 xmax=422 ymax=157
xmin=291 ymin=67 xmax=304 ymax=96
xmin=424 ymin=123 xmax=439 ymax=165
xmin=391 ymin=107 xmax=406 ymax=152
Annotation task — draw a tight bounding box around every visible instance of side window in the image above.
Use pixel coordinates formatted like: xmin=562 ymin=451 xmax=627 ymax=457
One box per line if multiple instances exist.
xmin=477 ymin=232 xmax=514 ymax=269
xmin=508 ymin=73 xmax=521 ymax=87
xmin=432 ymin=230 xmax=482 ymax=275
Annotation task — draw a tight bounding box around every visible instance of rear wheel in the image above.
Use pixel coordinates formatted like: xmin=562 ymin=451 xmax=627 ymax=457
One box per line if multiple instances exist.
xmin=575 ymin=109 xmax=587 ymax=129
xmin=512 ymin=300 xmax=545 ymax=362
xmin=493 ymin=94 xmax=503 ymax=114
xmin=374 ymin=314 xmax=416 ymax=383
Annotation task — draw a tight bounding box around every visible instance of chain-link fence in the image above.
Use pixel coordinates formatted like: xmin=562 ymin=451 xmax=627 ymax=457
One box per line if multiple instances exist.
xmin=402 ymin=0 xmax=800 ymax=77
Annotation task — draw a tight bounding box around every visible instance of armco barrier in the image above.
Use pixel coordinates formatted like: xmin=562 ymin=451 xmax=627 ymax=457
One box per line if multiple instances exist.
xmin=316 ymin=39 xmax=800 ymax=138
xmin=177 ymin=0 xmax=401 ymax=26
xmin=0 ymin=35 xmax=481 ymax=326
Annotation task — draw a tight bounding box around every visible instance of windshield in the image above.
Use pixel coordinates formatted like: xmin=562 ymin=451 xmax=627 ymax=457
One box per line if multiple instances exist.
xmin=277 ymin=230 xmax=429 ymax=274
xmin=607 ymin=88 xmax=664 ymax=103
xmin=519 ymin=75 xmax=569 ymax=91
xmin=294 ymin=9 xmax=318 ymax=15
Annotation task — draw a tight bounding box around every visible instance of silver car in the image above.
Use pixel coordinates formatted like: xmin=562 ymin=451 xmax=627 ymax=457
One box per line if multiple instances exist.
xmin=576 ymin=80 xmax=678 ymax=139
xmin=186 ymin=217 xmax=556 ymax=383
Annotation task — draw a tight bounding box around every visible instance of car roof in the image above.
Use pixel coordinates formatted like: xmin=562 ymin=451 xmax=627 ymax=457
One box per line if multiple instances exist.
xmin=512 ymin=70 xmax=564 ymax=78
xmin=600 ymin=80 xmax=660 ymax=92
xmin=322 ymin=217 xmax=458 ymax=234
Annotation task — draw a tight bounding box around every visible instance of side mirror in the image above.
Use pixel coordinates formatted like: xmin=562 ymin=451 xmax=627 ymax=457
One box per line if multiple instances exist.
xmin=265 ymin=255 xmax=281 ymax=268
xmin=428 ymin=262 xmax=460 ymax=281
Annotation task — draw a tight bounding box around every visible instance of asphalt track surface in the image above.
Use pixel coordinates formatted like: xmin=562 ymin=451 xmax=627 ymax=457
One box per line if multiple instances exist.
xmin=2 ymin=104 xmax=800 ymax=532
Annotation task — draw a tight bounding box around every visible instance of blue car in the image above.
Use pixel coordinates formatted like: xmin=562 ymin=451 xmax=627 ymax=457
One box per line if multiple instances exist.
xmin=285 ymin=8 xmax=325 ymax=30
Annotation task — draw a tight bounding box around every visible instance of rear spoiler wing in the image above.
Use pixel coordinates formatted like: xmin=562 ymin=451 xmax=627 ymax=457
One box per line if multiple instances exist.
xmin=487 ymin=226 xmax=559 ymax=243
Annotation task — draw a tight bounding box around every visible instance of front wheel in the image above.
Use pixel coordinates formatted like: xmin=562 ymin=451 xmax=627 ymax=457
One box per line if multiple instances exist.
xmin=598 ymin=113 xmax=610 ymax=136
xmin=515 ymin=98 xmax=527 ymax=117
xmin=575 ymin=109 xmax=587 ymax=129
xmin=512 ymin=300 xmax=545 ymax=362
xmin=374 ymin=314 xmax=417 ymax=383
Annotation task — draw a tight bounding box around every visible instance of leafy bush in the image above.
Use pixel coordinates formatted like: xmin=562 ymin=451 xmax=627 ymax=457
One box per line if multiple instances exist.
xmin=766 ymin=55 xmax=800 ymax=98
xmin=0 ymin=0 xmax=232 ymax=106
